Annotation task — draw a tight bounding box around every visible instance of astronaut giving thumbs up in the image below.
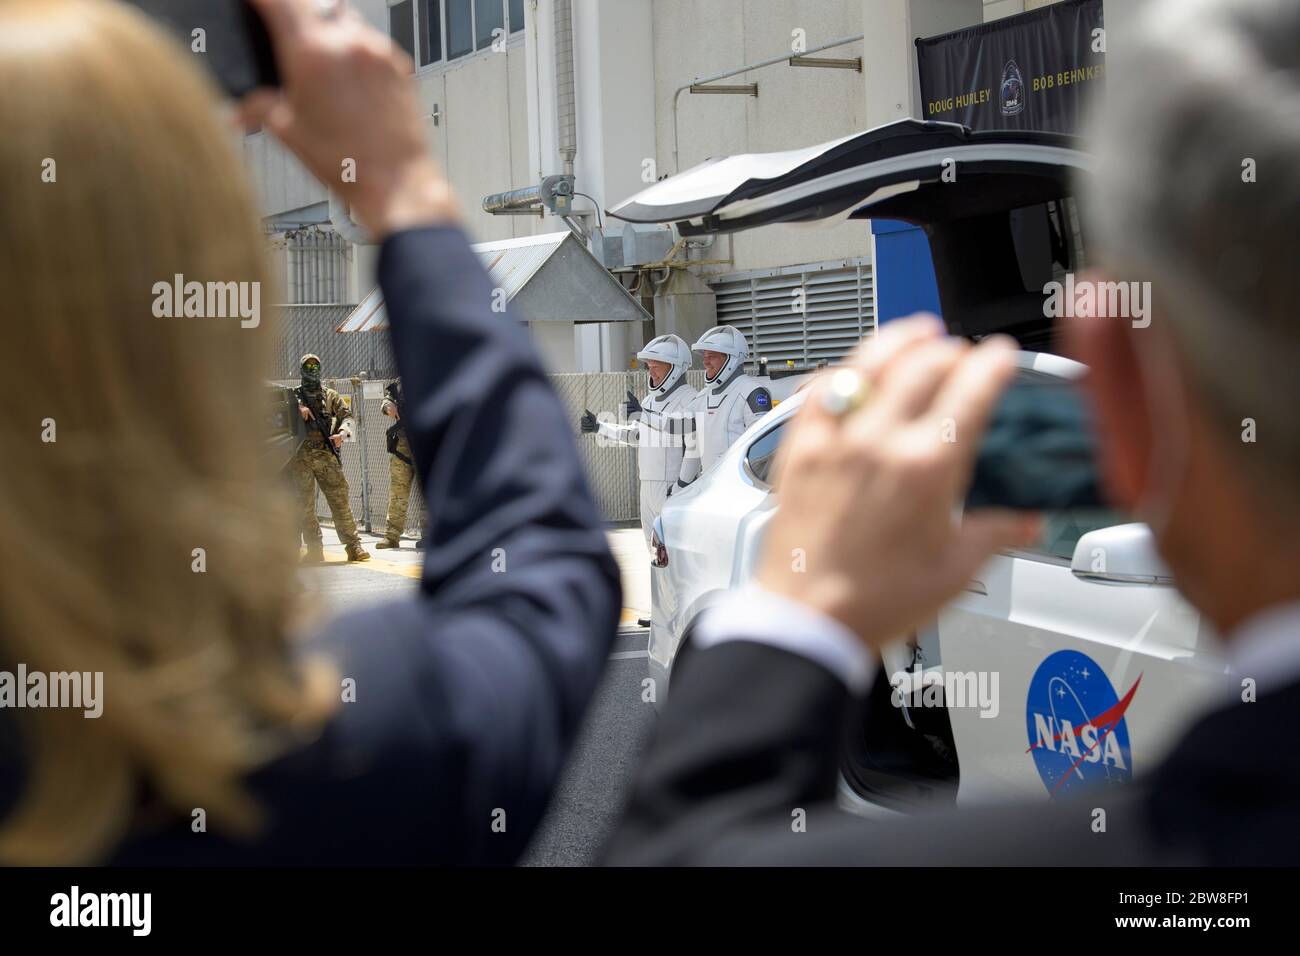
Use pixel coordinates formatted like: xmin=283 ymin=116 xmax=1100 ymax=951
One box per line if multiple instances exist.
xmin=579 ymin=334 xmax=699 ymax=549
xmin=674 ymin=325 xmax=772 ymax=490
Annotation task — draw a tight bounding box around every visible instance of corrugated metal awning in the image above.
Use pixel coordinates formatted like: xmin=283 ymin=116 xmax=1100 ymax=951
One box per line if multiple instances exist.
xmin=337 ymin=231 xmax=650 ymax=332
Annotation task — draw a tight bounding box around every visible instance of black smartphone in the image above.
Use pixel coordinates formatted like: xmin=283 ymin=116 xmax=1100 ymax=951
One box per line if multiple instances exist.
xmin=122 ymin=0 xmax=279 ymax=98
xmin=965 ymin=377 xmax=1105 ymax=511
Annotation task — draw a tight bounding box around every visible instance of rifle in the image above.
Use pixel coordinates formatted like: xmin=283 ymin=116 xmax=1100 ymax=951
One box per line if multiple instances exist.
xmin=296 ymin=385 xmax=342 ymax=463
xmin=384 ymin=381 xmax=413 ymax=466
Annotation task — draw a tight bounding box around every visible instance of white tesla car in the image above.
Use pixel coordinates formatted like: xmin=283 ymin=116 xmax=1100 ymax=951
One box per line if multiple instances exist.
xmin=616 ymin=120 xmax=1228 ymax=812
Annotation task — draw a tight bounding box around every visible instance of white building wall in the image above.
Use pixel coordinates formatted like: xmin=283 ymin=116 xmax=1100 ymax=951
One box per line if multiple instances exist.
xmin=243 ymin=0 xmax=1148 ymax=367
xmin=531 ymin=319 xmax=579 ymax=373
xmin=245 ymin=0 xmax=536 ymax=304
xmin=651 ymin=0 xmax=871 ymax=275
xmin=568 ymin=0 xmax=659 ymax=372
xmin=573 ymin=0 xmax=657 ymax=231
xmin=861 ymin=0 xmax=982 ymax=126
xmin=986 ymin=0 xmax=1134 ymax=27
xmin=245 ymin=0 xmax=1141 ymax=239
xmin=434 ymin=45 xmax=531 ymax=244
xmin=244 ymin=0 xmax=386 ymax=230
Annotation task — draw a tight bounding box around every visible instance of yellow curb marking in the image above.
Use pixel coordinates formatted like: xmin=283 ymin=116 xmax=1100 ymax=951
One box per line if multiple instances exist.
xmin=309 ymin=547 xmax=423 ymax=579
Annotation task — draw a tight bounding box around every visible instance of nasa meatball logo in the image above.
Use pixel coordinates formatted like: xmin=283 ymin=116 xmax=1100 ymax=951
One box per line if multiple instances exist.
xmin=1025 ymin=651 xmax=1141 ymax=798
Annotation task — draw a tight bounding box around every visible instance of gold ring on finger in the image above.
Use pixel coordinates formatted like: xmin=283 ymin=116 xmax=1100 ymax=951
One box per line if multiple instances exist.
xmin=820 ymin=368 xmax=869 ymax=420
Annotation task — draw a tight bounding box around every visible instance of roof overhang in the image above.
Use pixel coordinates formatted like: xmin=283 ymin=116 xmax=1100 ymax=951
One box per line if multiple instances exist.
xmin=337 ymin=231 xmax=651 ymax=332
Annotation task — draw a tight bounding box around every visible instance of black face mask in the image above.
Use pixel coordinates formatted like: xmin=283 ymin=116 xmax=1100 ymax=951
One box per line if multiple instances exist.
xmin=301 ymin=366 xmax=322 ymax=391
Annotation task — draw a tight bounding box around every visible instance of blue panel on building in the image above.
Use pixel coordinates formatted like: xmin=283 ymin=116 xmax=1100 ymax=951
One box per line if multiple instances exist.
xmin=871 ymin=219 xmax=941 ymax=325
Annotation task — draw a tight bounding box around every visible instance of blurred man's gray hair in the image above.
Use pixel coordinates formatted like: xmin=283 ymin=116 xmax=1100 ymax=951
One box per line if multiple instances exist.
xmin=1084 ymin=0 xmax=1300 ymax=498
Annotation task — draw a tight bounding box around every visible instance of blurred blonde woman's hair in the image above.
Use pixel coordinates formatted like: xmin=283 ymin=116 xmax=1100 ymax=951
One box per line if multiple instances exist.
xmin=0 ymin=0 xmax=336 ymax=864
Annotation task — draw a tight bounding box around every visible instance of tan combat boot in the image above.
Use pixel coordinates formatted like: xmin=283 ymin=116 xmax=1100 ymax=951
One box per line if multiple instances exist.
xmin=375 ymin=538 xmax=402 ymax=550
xmin=301 ymin=544 xmax=325 ymax=564
xmin=346 ymin=544 xmax=371 ymax=562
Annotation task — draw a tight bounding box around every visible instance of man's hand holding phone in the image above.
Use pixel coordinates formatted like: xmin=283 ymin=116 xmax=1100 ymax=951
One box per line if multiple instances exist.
xmin=755 ymin=316 xmax=1041 ymax=650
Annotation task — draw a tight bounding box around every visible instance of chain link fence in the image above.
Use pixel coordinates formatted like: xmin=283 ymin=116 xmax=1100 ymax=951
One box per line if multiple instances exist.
xmin=282 ymin=370 xmax=684 ymax=538
xmin=273 ymin=306 xmax=395 ymax=381
xmin=548 ymin=369 xmax=712 ymax=523
xmin=551 ymin=372 xmax=641 ymax=522
xmin=274 ymin=298 xmax=725 ymax=530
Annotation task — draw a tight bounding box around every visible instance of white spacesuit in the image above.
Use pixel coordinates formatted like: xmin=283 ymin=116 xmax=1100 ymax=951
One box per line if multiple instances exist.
xmin=675 ymin=325 xmax=772 ymax=488
xmin=581 ymin=334 xmax=699 ymax=549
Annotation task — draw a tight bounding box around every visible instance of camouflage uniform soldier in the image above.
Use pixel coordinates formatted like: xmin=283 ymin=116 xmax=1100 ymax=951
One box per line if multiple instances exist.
xmin=292 ymin=354 xmax=370 ymax=563
xmin=376 ymin=380 xmax=426 ymax=548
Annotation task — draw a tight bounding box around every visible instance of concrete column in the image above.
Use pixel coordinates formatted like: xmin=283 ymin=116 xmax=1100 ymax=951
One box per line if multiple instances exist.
xmin=570 ymin=0 xmax=657 ymax=372
xmin=527 ymin=0 xmax=656 ymax=371
xmin=862 ymin=0 xmax=982 ymax=126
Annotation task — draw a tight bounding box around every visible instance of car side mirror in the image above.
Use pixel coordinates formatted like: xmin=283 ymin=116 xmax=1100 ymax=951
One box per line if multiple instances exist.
xmin=1070 ymin=523 xmax=1173 ymax=586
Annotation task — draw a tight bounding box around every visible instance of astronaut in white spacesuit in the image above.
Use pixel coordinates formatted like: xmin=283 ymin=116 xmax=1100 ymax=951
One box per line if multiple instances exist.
xmin=580 ymin=333 xmax=699 ymax=550
xmin=673 ymin=325 xmax=772 ymax=490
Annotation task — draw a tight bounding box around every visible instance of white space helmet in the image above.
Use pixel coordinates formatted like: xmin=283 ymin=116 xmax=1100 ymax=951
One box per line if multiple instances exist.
xmin=636 ymin=333 xmax=692 ymax=395
xmin=692 ymin=325 xmax=750 ymax=384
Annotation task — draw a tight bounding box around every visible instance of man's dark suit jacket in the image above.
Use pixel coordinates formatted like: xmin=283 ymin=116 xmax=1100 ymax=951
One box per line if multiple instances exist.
xmin=0 ymin=226 xmax=620 ymax=864
xmin=606 ymin=641 xmax=1300 ymax=865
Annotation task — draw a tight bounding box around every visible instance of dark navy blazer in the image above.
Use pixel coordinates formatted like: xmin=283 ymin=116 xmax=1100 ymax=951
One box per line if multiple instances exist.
xmin=0 ymin=226 xmax=621 ymax=864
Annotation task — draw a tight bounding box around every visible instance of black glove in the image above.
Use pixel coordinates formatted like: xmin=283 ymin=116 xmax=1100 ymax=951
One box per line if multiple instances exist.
xmin=624 ymin=390 xmax=643 ymax=422
xmin=579 ymin=409 xmax=599 ymax=433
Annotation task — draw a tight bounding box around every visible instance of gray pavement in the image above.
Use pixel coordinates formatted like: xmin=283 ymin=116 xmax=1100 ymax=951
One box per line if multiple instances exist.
xmin=299 ymin=524 xmax=656 ymax=866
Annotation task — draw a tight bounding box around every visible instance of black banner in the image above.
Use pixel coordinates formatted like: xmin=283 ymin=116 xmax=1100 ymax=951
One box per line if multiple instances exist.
xmin=916 ymin=0 xmax=1104 ymax=134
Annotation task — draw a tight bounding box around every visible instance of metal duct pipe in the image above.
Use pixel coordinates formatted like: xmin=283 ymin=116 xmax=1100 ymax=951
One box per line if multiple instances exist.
xmin=326 ymin=232 xmax=335 ymax=303
xmin=287 ymin=238 xmax=298 ymax=304
xmin=324 ymin=232 xmax=332 ymax=302
xmin=553 ymin=0 xmax=577 ymax=177
xmin=333 ymin=232 xmax=343 ymax=303
xmin=483 ymin=185 xmax=544 ymax=213
xmin=309 ymin=231 xmax=319 ymax=303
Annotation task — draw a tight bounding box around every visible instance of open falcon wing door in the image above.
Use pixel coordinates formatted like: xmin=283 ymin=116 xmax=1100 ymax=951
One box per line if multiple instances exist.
xmin=611 ymin=119 xmax=1092 ymax=349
